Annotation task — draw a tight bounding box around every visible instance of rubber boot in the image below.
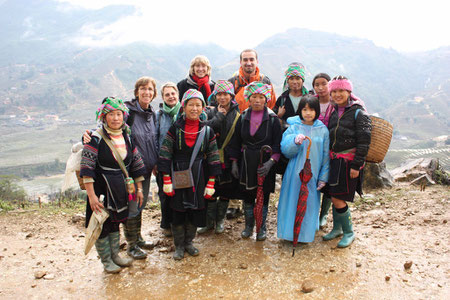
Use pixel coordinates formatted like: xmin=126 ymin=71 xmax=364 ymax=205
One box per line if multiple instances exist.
xmin=124 ymin=216 xmax=147 ymax=259
xmin=322 ymin=206 xmax=343 ymax=241
xmin=215 ymin=198 xmax=229 ymax=234
xmin=197 ymin=200 xmax=216 ymax=234
xmin=256 ymin=205 xmax=269 ymax=241
xmin=108 ymin=231 xmax=133 ymax=267
xmin=136 ymin=213 xmax=155 ymax=250
xmin=95 ymin=236 xmax=121 ymax=274
xmin=337 ymin=209 xmax=355 ymax=248
xmin=241 ymin=203 xmax=255 ymax=239
xmin=184 ymin=221 xmax=200 ymax=256
xmin=319 ymin=194 xmax=332 ymax=229
xmin=171 ymin=224 xmax=185 ymax=260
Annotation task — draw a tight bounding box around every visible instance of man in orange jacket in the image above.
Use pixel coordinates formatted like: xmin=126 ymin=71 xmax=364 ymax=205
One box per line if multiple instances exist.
xmin=228 ymin=49 xmax=277 ymax=113
xmin=225 ymin=49 xmax=277 ymax=219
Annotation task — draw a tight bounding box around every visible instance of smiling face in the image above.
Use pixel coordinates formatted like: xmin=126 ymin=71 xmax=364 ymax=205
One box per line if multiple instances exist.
xmin=301 ymin=104 xmax=316 ymax=125
xmin=240 ymin=51 xmax=258 ymax=75
xmin=331 ymin=89 xmax=351 ymax=107
xmin=193 ymin=63 xmax=208 ymax=78
xmin=216 ymin=92 xmax=232 ymax=108
xmin=249 ymin=94 xmax=266 ymax=111
xmin=105 ymin=110 xmax=124 ymax=130
xmin=184 ymin=98 xmax=203 ymax=120
xmin=137 ymin=83 xmax=155 ymax=109
xmin=162 ymin=87 xmax=178 ymax=108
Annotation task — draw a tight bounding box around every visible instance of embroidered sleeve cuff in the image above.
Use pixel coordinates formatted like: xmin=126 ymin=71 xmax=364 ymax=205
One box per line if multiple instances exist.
xmin=134 ymin=176 xmax=145 ymax=183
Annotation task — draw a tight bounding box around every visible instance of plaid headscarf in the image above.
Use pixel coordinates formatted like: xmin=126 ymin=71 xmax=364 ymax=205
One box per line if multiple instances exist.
xmin=212 ymin=80 xmax=235 ymax=97
xmin=96 ymin=97 xmax=129 ymax=121
xmin=244 ymin=81 xmax=272 ymax=103
xmin=181 ymin=89 xmax=206 ymax=107
xmin=283 ymin=63 xmax=306 ymax=92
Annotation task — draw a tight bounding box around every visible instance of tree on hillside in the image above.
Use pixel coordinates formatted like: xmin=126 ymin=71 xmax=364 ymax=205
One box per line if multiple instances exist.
xmin=0 ymin=175 xmax=26 ymax=203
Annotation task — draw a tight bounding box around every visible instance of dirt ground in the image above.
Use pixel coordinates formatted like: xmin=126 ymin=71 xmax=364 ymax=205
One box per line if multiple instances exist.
xmin=0 ymin=183 xmax=449 ymax=299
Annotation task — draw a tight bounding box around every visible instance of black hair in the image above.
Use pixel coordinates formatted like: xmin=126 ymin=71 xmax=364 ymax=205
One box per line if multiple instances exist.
xmin=332 ymin=75 xmax=348 ymax=80
xmin=312 ymin=73 xmax=331 ymax=87
xmin=296 ymin=95 xmax=320 ymax=121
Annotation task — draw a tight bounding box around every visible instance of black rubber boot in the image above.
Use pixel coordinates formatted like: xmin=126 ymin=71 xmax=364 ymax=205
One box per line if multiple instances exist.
xmin=256 ymin=205 xmax=269 ymax=241
xmin=319 ymin=194 xmax=332 ymax=229
xmin=215 ymin=198 xmax=229 ymax=234
xmin=171 ymin=224 xmax=185 ymax=260
xmin=124 ymin=216 xmax=147 ymax=260
xmin=136 ymin=212 xmax=155 ymax=250
xmin=197 ymin=200 xmax=216 ymax=234
xmin=185 ymin=221 xmax=199 ymax=256
xmin=241 ymin=203 xmax=255 ymax=239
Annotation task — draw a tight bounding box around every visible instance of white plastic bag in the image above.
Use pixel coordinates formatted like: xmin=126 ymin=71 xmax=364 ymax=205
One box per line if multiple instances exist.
xmin=61 ymin=142 xmax=84 ymax=192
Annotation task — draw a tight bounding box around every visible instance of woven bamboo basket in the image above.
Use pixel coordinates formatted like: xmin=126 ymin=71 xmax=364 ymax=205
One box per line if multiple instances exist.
xmin=366 ymin=116 xmax=393 ymax=163
xmin=76 ymin=170 xmax=86 ymax=190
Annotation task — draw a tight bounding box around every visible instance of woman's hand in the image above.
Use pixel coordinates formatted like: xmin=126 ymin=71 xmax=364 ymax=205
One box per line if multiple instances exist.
xmin=350 ymin=168 xmax=360 ymax=179
xmin=217 ymin=105 xmax=227 ymax=115
xmin=152 ymin=166 xmax=158 ymax=176
xmin=83 ymin=130 xmax=92 ymax=144
xmin=136 ymin=190 xmax=144 ymax=207
xmin=89 ymin=194 xmax=104 ymax=214
xmin=277 ymin=106 xmax=286 ymax=118
xmin=317 ymin=181 xmax=326 ymax=191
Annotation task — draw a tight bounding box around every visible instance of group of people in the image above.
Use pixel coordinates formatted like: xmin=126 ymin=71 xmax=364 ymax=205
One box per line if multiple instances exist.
xmin=79 ymin=49 xmax=372 ymax=273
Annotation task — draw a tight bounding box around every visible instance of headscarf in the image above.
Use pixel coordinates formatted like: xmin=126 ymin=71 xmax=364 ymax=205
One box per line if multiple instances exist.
xmin=282 ymin=63 xmax=308 ymax=93
xmin=179 ymin=89 xmax=207 ymax=121
xmin=244 ymin=81 xmax=272 ymax=103
xmin=212 ymin=80 xmax=235 ymax=97
xmin=328 ymin=77 xmax=367 ymax=111
xmin=96 ymin=97 xmax=130 ymax=133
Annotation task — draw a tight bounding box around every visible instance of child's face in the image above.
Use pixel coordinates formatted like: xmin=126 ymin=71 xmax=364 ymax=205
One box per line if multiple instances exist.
xmin=331 ymin=89 xmax=351 ymax=107
xmin=313 ymin=78 xmax=329 ymax=98
xmin=301 ymin=104 xmax=316 ymax=125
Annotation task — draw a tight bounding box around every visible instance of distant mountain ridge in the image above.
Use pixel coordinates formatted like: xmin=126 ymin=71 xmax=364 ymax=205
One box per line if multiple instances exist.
xmin=0 ymin=0 xmax=449 ymax=141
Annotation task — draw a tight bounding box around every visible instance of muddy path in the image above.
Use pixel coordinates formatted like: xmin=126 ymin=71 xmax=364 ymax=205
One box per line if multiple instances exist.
xmin=0 ymin=184 xmax=449 ymax=299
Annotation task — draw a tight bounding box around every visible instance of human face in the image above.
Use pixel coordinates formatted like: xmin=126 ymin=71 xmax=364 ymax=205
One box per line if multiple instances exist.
xmin=216 ymin=92 xmax=232 ymax=108
xmin=105 ymin=110 xmax=124 ymax=130
xmin=193 ymin=63 xmax=208 ymax=78
xmin=331 ymin=89 xmax=351 ymax=107
xmin=249 ymin=94 xmax=266 ymax=111
xmin=138 ymin=83 xmax=155 ymax=109
xmin=240 ymin=51 xmax=258 ymax=75
xmin=162 ymin=87 xmax=178 ymax=108
xmin=184 ymin=98 xmax=203 ymax=120
xmin=313 ymin=78 xmax=329 ymax=99
xmin=288 ymin=76 xmax=303 ymax=93
xmin=301 ymin=104 xmax=316 ymax=125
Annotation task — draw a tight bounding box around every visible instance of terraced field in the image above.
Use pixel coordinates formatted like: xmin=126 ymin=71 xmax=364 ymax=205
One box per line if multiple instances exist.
xmin=385 ymin=147 xmax=450 ymax=170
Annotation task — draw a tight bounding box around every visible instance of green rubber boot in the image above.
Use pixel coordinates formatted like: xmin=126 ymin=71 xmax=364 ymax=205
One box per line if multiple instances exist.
xmin=109 ymin=231 xmax=133 ymax=267
xmin=124 ymin=216 xmax=147 ymax=259
xmin=241 ymin=203 xmax=255 ymax=239
xmin=171 ymin=224 xmax=185 ymax=260
xmin=215 ymin=198 xmax=229 ymax=234
xmin=185 ymin=221 xmax=199 ymax=256
xmin=337 ymin=209 xmax=355 ymax=248
xmin=95 ymin=236 xmax=121 ymax=274
xmin=322 ymin=206 xmax=343 ymax=241
xmin=197 ymin=200 xmax=216 ymax=234
xmin=319 ymin=194 xmax=332 ymax=229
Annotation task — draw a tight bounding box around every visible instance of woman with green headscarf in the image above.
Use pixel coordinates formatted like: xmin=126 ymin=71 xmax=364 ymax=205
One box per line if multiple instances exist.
xmin=154 ymin=82 xmax=181 ymax=237
xmin=80 ymin=97 xmax=147 ymax=273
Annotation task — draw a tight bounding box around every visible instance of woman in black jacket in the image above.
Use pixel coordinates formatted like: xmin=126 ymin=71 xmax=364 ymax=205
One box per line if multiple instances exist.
xmin=197 ymin=80 xmax=241 ymax=234
xmin=323 ymin=76 xmax=371 ymax=248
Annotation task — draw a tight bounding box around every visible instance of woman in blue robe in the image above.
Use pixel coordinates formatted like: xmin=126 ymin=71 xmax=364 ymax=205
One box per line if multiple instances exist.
xmin=277 ymin=95 xmax=330 ymax=243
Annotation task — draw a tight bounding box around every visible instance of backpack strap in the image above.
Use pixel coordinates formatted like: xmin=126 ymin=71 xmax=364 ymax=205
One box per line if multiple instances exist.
xmin=218 ymin=112 xmax=240 ymax=163
xmin=355 ymin=108 xmax=361 ymax=120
